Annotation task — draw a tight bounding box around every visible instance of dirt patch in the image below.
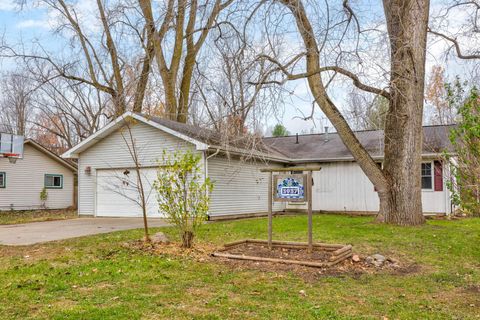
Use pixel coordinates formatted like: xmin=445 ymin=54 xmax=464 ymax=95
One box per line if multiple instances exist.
xmin=124 ymin=240 xmax=217 ymax=262
xmin=223 ymin=242 xmax=332 ymax=262
xmin=464 ymin=285 xmax=480 ymax=294
xmin=124 ymin=240 xmax=419 ymax=282
xmin=216 ymin=254 xmax=419 ymax=282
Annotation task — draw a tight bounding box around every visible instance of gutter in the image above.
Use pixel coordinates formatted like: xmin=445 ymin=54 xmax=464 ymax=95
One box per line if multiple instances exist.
xmin=286 ymin=152 xmax=456 ymax=164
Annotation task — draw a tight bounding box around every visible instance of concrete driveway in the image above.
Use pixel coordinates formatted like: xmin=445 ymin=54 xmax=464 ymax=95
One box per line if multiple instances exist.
xmin=0 ymin=218 xmax=169 ymax=246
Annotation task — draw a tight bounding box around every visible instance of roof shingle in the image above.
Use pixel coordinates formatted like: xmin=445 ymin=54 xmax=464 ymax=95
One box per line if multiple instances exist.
xmin=144 ymin=113 xmax=455 ymax=162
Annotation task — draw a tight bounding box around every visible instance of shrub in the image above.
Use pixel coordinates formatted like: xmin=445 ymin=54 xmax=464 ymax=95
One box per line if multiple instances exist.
xmin=154 ymin=150 xmax=213 ymax=248
xmin=446 ymin=87 xmax=480 ymax=216
xmin=40 ymin=188 xmax=48 ymax=208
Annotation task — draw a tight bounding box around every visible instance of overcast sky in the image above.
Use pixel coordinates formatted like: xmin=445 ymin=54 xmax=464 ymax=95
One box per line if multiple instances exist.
xmin=0 ymin=0 xmax=477 ymax=135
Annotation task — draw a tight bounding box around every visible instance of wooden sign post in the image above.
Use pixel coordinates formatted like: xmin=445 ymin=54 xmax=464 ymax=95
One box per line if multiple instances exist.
xmin=260 ymin=166 xmax=321 ymax=252
xmin=213 ymin=165 xmax=353 ymax=267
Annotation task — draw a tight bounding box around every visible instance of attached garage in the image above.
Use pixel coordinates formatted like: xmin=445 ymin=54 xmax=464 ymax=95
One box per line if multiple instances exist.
xmin=96 ymin=168 xmax=160 ymax=217
xmin=65 ymin=112 xmax=288 ymax=218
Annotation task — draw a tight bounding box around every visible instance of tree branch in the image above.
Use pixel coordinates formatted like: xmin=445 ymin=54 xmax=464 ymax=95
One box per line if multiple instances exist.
xmin=428 ymin=28 xmax=480 ymax=60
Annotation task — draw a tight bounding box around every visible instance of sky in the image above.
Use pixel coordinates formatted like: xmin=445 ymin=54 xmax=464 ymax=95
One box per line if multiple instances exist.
xmin=0 ymin=0 xmax=477 ymax=136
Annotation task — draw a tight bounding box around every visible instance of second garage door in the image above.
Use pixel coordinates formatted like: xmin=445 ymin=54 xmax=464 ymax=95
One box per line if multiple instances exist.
xmin=96 ymin=168 xmax=162 ymax=217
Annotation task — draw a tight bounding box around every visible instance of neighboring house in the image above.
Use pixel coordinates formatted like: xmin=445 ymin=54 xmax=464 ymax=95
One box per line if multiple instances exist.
xmin=62 ymin=112 xmax=455 ymax=219
xmin=0 ymin=139 xmax=77 ymax=211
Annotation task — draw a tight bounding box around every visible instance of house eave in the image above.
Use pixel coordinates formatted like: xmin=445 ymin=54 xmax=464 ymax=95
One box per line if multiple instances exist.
xmin=61 ymin=112 xmax=209 ymax=159
xmin=287 ymin=152 xmax=455 ymax=164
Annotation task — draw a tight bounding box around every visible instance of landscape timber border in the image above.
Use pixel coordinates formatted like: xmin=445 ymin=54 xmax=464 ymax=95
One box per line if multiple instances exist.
xmin=212 ymin=239 xmax=353 ymax=268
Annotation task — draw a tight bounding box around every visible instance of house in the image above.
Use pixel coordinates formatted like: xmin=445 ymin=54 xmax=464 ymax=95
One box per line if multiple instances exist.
xmin=62 ymin=112 xmax=455 ymax=219
xmin=0 ymin=139 xmax=77 ymax=211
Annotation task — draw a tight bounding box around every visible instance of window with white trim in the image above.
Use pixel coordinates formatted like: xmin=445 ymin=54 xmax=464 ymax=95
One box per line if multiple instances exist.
xmin=421 ymin=163 xmax=433 ymax=190
xmin=0 ymin=172 xmax=5 ymax=188
xmin=45 ymin=174 xmax=63 ymax=189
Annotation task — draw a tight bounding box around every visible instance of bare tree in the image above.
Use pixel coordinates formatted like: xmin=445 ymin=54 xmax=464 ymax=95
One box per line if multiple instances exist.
xmin=3 ymin=0 xmax=153 ymax=116
xmin=29 ymin=79 xmax=109 ymax=152
xmin=0 ymin=70 xmax=34 ymax=136
xmin=345 ymin=91 xmax=388 ymax=131
xmin=428 ymin=1 xmax=480 ymax=61
xmin=194 ymin=23 xmax=282 ymax=135
xmin=138 ymin=0 xmax=234 ymax=123
xmin=250 ymin=0 xmax=430 ymax=225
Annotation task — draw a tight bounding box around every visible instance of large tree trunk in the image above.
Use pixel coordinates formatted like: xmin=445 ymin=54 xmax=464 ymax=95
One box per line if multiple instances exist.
xmin=279 ymin=0 xmax=429 ymax=225
xmin=378 ymin=0 xmax=430 ymax=225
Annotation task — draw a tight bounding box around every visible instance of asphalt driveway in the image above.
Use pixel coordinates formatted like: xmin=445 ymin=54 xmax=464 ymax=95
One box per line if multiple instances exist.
xmin=0 ymin=218 xmax=169 ymax=246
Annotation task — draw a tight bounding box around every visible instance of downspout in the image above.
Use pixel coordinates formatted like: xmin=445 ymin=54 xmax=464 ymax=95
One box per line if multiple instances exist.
xmin=204 ymin=148 xmax=220 ymax=221
xmin=203 ymin=150 xmax=210 ymax=220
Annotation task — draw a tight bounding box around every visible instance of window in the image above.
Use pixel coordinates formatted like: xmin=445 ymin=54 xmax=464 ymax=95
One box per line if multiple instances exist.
xmin=421 ymin=163 xmax=433 ymax=190
xmin=0 ymin=172 xmax=5 ymax=188
xmin=45 ymin=174 xmax=63 ymax=189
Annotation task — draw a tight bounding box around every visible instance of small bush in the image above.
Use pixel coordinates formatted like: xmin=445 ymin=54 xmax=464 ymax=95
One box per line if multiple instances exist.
xmin=154 ymin=150 xmax=213 ymax=248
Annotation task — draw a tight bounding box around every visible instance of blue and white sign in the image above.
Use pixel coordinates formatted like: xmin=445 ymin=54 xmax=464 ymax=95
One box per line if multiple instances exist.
xmin=274 ymin=175 xmax=306 ymax=202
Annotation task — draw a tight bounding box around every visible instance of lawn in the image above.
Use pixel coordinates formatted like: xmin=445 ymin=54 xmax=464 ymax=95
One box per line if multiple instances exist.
xmin=0 ymin=214 xmax=479 ymax=319
xmin=0 ymin=209 xmax=77 ymax=225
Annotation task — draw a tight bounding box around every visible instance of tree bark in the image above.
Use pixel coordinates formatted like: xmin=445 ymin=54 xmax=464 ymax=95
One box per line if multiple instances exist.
xmin=182 ymin=231 xmax=194 ymax=248
xmin=379 ymin=0 xmax=430 ymax=225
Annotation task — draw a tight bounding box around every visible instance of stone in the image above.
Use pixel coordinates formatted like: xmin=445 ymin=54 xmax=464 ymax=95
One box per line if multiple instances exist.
xmin=373 ymin=260 xmax=383 ymax=267
xmin=352 ymin=254 xmax=361 ymax=262
xmin=372 ymin=254 xmax=386 ymax=263
xmin=366 ymin=254 xmax=386 ymax=267
xmin=151 ymin=232 xmax=170 ymax=244
xmin=299 ymin=290 xmax=307 ymax=297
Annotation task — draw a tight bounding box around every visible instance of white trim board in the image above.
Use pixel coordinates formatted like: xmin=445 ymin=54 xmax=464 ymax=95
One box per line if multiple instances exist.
xmin=62 ymin=112 xmax=208 ymax=159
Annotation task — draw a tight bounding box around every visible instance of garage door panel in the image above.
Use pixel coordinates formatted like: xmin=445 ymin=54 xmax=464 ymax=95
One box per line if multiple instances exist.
xmin=96 ymin=168 xmax=161 ymax=217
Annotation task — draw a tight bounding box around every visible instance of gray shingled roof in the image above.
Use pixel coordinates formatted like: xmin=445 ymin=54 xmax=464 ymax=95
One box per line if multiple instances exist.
xmin=146 ymin=114 xmax=288 ymax=160
xmin=144 ymin=113 xmax=455 ymax=162
xmin=263 ymin=125 xmax=456 ymax=161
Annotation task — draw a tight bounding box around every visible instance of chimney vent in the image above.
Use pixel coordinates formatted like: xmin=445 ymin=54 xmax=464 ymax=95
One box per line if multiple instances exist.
xmin=295 ymin=133 xmax=299 ymax=144
xmin=324 ymin=126 xmax=329 ymax=142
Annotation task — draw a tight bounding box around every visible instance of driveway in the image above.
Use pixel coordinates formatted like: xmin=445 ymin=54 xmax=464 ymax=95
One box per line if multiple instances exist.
xmin=0 ymin=218 xmax=169 ymax=246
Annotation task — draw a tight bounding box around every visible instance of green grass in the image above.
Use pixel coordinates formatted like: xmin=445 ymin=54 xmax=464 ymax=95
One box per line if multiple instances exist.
xmin=0 ymin=209 xmax=77 ymax=225
xmin=1 ymin=214 xmax=479 ymax=319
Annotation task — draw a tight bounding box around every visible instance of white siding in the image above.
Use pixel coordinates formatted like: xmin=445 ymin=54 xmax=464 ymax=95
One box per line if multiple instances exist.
xmin=287 ymin=161 xmax=449 ymax=214
xmin=207 ymin=156 xmax=285 ymax=217
xmin=78 ymin=121 xmax=199 ymax=215
xmin=0 ymin=144 xmax=74 ymax=210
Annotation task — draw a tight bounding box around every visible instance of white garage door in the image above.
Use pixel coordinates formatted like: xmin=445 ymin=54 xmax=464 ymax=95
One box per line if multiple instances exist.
xmin=96 ymin=168 xmax=162 ymax=217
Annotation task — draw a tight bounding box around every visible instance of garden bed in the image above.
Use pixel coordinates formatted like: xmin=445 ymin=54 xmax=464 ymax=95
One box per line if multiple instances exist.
xmin=212 ymin=239 xmax=353 ymax=268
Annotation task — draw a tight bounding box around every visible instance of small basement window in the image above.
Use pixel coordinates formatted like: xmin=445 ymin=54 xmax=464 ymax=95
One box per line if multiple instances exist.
xmin=421 ymin=163 xmax=433 ymax=190
xmin=45 ymin=174 xmax=63 ymax=189
xmin=0 ymin=172 xmax=5 ymax=188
